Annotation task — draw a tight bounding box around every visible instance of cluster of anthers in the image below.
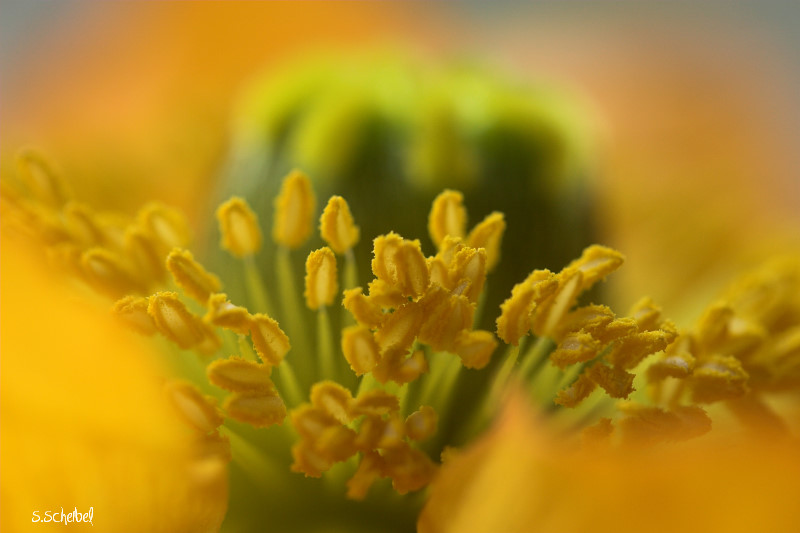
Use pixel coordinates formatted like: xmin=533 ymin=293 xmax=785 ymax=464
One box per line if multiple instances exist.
xmin=4 ymin=148 xmax=800 ymax=500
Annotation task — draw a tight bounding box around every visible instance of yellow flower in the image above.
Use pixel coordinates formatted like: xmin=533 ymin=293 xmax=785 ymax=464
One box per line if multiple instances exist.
xmin=3 ymin=56 xmax=800 ymax=533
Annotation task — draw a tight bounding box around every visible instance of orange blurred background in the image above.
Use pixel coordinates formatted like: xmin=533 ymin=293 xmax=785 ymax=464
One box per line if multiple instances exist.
xmin=3 ymin=1 xmax=799 ymax=318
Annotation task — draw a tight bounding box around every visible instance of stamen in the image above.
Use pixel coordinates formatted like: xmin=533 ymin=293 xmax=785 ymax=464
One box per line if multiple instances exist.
xmin=81 ymin=247 xmax=144 ymax=297
xmin=304 ymin=247 xmax=338 ymax=310
xmin=16 ymin=148 xmax=71 ymax=208
xmin=124 ymin=227 xmax=166 ymax=285
xmin=147 ymin=292 xmax=208 ymax=350
xmin=466 ymin=212 xmax=506 ymax=272
xmin=372 ymin=233 xmax=430 ymax=299
xmin=205 ymin=294 xmax=251 ymax=335
xmin=342 ymin=288 xmax=384 ymax=329
xmin=64 ymin=202 xmax=104 ymax=247
xmin=405 ymin=406 xmax=437 ymax=441
xmin=428 ymin=189 xmax=467 ymax=249
xmin=223 ymin=390 xmax=286 ymax=428
xmin=207 ymin=356 xmax=274 ymax=393
xmin=273 ymin=170 xmax=316 ymax=249
xmin=341 ymin=325 xmax=382 ymax=376
xmin=320 ymin=195 xmax=360 ymax=254
xmin=690 ymin=355 xmax=749 ymax=403
xmin=165 ymin=381 xmax=225 ymax=433
xmin=248 ymin=313 xmax=291 ymax=366
xmin=112 ymin=295 xmax=156 ymax=335
xmin=216 ymin=197 xmax=262 ymax=258
xmin=167 ymin=248 xmax=222 ymax=304
xmin=310 ymin=381 xmax=354 ymax=424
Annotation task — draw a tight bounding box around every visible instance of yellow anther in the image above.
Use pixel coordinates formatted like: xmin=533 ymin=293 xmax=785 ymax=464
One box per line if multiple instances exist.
xmin=315 ymin=425 xmax=359 ymax=462
xmin=16 ymin=148 xmax=71 ymax=208
xmin=366 ymin=279 xmax=407 ymax=309
xmin=310 ymin=381 xmax=354 ymax=424
xmin=196 ymin=321 xmax=223 ymax=356
xmin=304 ymin=247 xmax=338 ymax=310
xmin=582 ymin=417 xmax=614 ymax=448
xmin=320 ymin=195 xmax=360 ymax=254
xmin=554 ymin=372 xmax=597 ymax=408
xmin=562 ymin=244 xmax=625 ymax=294
xmin=405 ymin=406 xmax=437 ymax=442
xmin=690 ymin=355 xmax=749 ymax=403
xmin=165 ymin=381 xmax=224 ymax=433
xmin=95 ymin=212 xmax=130 ymax=252
xmin=586 ymin=363 xmax=635 ymax=399
xmin=447 ymin=246 xmax=487 ymax=304
xmin=371 ymin=233 xmax=430 ymax=299
xmin=350 ymin=390 xmax=400 ymax=417
xmin=695 ymin=302 xmax=735 ymax=349
xmin=80 ymin=247 xmax=144 ymax=297
xmin=347 ymin=452 xmax=384 ymax=500
xmin=418 ymin=286 xmax=474 ymax=352
xmin=532 ymin=271 xmax=583 ymax=338
xmin=137 ymin=202 xmax=191 ymax=253
xmin=342 ymin=288 xmax=384 ymax=329
xmin=205 ymin=293 xmax=251 ymax=335
xmin=452 ymin=330 xmax=497 ymax=369
xmin=466 ymin=211 xmax=506 ymax=272
xmin=374 ymin=301 xmax=424 ymax=355
xmin=273 ymin=169 xmax=316 ymax=249
xmin=648 ymin=344 xmax=696 ymax=382
xmin=428 ymin=189 xmax=467 ymax=249
xmin=216 ymin=196 xmax=262 ymax=258
xmin=382 ymin=446 xmax=437 ymax=494
xmin=556 ymin=304 xmax=615 ymax=340
xmin=353 ymin=415 xmax=388 ymax=451
xmin=112 ymin=295 xmax=156 ymax=335
xmin=291 ymin=441 xmax=332 ymax=478
xmin=392 ymin=349 xmax=429 ymax=384
xmin=166 ymin=248 xmax=222 ymax=304
xmin=550 ymin=331 xmax=601 ymax=369
xmin=605 ymin=329 xmax=677 ymax=370
xmin=592 ymin=316 xmax=639 ymax=344
xmin=618 ymin=403 xmax=711 ymax=445
xmin=63 ymin=202 xmax=104 ymax=247
xmin=249 ymin=313 xmax=291 ymax=366
xmin=629 ymin=297 xmax=664 ymax=331
xmin=207 ymin=357 xmax=273 ymax=393
xmin=147 ymin=292 xmax=207 ymax=350
xmin=341 ymin=325 xmax=382 ymax=375
xmin=496 ymin=269 xmax=557 ymax=345
xmin=224 ymin=390 xmax=286 ymax=428
xmin=292 ymin=406 xmax=338 ymax=441
xmin=124 ymin=226 xmax=165 ymax=285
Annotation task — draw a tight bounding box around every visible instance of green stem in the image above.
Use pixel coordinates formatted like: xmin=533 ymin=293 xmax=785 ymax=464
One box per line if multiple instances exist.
xmin=317 ymin=307 xmax=337 ymax=383
xmin=275 ymin=246 xmax=313 ymax=384
xmin=243 ymin=255 xmax=274 ymax=316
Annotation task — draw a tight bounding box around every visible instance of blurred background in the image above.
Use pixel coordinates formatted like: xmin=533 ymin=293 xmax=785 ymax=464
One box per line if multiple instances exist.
xmin=2 ymin=1 xmax=799 ymax=321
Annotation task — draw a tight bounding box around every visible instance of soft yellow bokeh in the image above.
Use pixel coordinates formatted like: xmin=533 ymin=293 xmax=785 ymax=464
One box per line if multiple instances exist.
xmin=0 ymin=241 xmax=228 ymax=532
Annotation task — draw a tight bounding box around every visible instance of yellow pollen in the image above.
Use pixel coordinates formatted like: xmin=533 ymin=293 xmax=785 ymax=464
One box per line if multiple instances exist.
xmin=216 ymin=197 xmax=262 ymax=258
xmin=249 ymin=313 xmax=291 ymax=366
xmin=320 ymin=195 xmax=360 ymax=254
xmin=137 ymin=202 xmax=191 ymax=253
xmin=452 ymin=330 xmax=497 ymax=369
xmin=372 ymin=233 xmax=430 ymax=298
xmin=562 ymin=244 xmax=625 ymax=294
xmin=273 ymin=170 xmax=316 ymax=249
xmin=341 ymin=325 xmax=382 ymax=376
xmin=112 ymin=295 xmax=156 ymax=335
xmin=207 ymin=357 xmax=274 ymax=393
xmin=466 ymin=211 xmax=506 ymax=272
xmin=428 ymin=189 xmax=467 ymax=249
xmin=80 ymin=247 xmax=144 ymax=297
xmin=147 ymin=292 xmax=208 ymax=350
xmin=205 ymin=293 xmax=251 ymax=335
xmin=342 ymin=288 xmax=384 ymax=329
xmin=304 ymin=247 xmax=338 ymax=310
xmin=165 ymin=381 xmax=225 ymax=433
xmin=223 ymin=390 xmax=286 ymax=428
xmin=550 ymin=331 xmax=601 ymax=369
xmin=166 ymin=248 xmax=222 ymax=304
xmin=310 ymin=381 xmax=354 ymax=424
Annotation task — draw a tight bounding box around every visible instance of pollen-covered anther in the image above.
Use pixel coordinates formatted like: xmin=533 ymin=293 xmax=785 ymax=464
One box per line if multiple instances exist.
xmin=315 ymin=425 xmax=359 ymax=462
xmin=629 ymin=297 xmax=664 ymax=331
xmin=550 ymin=331 xmax=601 ymax=369
xmin=291 ymin=406 xmax=339 ymax=441
xmin=273 ymin=170 xmax=316 ymax=249
xmin=690 ymin=355 xmax=749 ymax=403
xmin=350 ymin=389 xmax=400 ymax=417
xmin=204 ymin=293 xmax=251 ymax=334
xmin=249 ymin=313 xmax=290 ymax=366
xmin=223 ymin=390 xmax=286 ymax=428
xmin=165 ymin=381 xmax=224 ymax=433
xmin=555 ymin=305 xmax=615 ymax=341
xmin=586 ymin=363 xmax=636 ymax=399
xmin=342 ymin=325 xmax=382 ymax=375
xmin=554 ymin=372 xmax=597 ymax=408
xmin=147 ymin=292 xmax=207 ymax=349
xmin=81 ymin=247 xmax=144 ymax=297
xmin=16 ymin=148 xmax=71 ymax=208
xmin=392 ymin=349 xmax=429 ymax=383
xmin=216 ymin=197 xmax=262 ymax=258
xmin=136 ymin=203 xmax=191 ymax=255
xmin=582 ymin=417 xmax=614 ymax=448
xmin=207 ymin=357 xmax=274 ymax=393
xmin=374 ymin=301 xmax=424 ymax=355
xmin=604 ymin=329 xmax=677 ymax=370
xmin=63 ymin=202 xmax=104 ymax=247
xmin=382 ymin=447 xmax=437 ymax=494
xmin=466 ymin=211 xmax=506 ymax=272
xmin=310 ymin=381 xmax=354 ymax=424
xmin=112 ymin=295 xmax=156 ymax=335
xmin=291 ymin=442 xmax=333 ymax=478
xmin=166 ymin=248 xmax=222 ymax=304
xmin=647 ymin=338 xmax=696 ymax=381
xmin=405 ymin=406 xmax=438 ymax=441
xmin=418 ymin=285 xmax=474 ymax=352
xmin=342 ymin=288 xmax=384 ymax=329
xmin=532 ymin=271 xmax=584 ymax=338
xmin=305 ymin=247 xmax=338 ymax=310
xmin=618 ymin=403 xmax=711 ymax=445
xmin=372 ymin=233 xmax=430 ymax=298
xmin=366 ymin=279 xmax=407 ymax=309
xmin=447 ymin=247 xmax=487 ymax=303
xmin=562 ymin=244 xmax=625 ymax=294
xmin=428 ymin=189 xmax=467 ymax=249
xmin=497 ymin=269 xmax=558 ymax=345
xmin=453 ymin=330 xmax=497 ymax=369
xmin=346 ymin=452 xmax=385 ymax=500
xmin=320 ymin=195 xmax=360 ymax=254
xmin=124 ymin=226 xmax=166 ymax=284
